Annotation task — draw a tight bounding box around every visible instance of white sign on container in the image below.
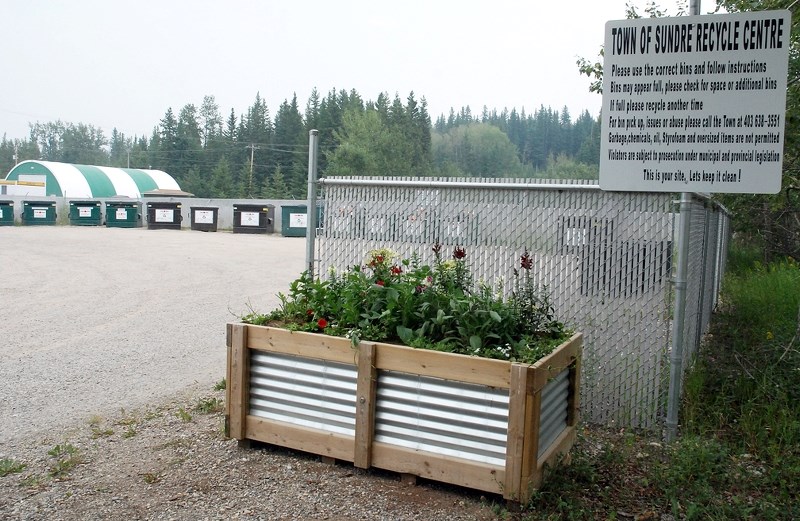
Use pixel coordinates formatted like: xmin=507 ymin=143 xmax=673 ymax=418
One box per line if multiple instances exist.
xmin=116 ymin=208 xmax=127 ymax=220
xmin=240 ymin=211 xmax=260 ymax=226
xmin=600 ymin=10 xmax=790 ymax=194
xmin=289 ymin=212 xmax=307 ymax=228
xmin=194 ymin=210 xmax=214 ymax=224
xmin=78 ymin=207 xmax=93 ymax=217
xmin=155 ymin=209 xmax=174 ymax=222
xmin=33 ymin=208 xmax=47 ymax=218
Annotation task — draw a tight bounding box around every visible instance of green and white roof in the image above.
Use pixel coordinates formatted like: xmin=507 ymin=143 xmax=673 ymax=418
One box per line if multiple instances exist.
xmin=4 ymin=160 xmax=180 ymax=198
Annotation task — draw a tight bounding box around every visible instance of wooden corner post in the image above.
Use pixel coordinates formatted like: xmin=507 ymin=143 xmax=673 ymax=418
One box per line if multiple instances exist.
xmin=227 ymin=323 xmax=249 ymax=440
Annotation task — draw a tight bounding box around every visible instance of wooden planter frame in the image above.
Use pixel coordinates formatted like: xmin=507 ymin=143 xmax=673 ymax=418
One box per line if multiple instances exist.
xmin=226 ymin=323 xmax=582 ymax=502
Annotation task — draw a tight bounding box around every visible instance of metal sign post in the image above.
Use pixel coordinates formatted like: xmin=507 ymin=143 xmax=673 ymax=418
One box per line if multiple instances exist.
xmin=306 ymin=129 xmax=319 ymax=278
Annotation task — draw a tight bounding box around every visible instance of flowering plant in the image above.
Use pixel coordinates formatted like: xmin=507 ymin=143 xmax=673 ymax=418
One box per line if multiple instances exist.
xmin=243 ymin=245 xmax=568 ymax=364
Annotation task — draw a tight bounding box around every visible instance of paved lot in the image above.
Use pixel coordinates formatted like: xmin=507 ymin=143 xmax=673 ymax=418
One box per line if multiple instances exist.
xmin=0 ymin=226 xmax=305 ymax=446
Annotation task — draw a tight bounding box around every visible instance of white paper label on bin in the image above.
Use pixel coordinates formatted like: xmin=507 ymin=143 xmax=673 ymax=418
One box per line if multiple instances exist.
xmin=33 ymin=208 xmax=47 ymax=219
xmin=289 ymin=213 xmax=307 ymax=228
xmin=155 ymin=209 xmax=174 ymax=223
xmin=0 ymin=209 xmax=3 ymax=219
xmin=78 ymin=207 xmax=92 ymax=217
xmin=116 ymin=208 xmax=127 ymax=220
xmin=240 ymin=211 xmax=259 ymax=226
xmin=194 ymin=210 xmax=214 ymax=224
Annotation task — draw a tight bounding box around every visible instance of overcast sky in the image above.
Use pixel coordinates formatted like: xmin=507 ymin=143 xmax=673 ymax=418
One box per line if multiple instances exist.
xmin=1 ymin=1 xmax=713 ymax=142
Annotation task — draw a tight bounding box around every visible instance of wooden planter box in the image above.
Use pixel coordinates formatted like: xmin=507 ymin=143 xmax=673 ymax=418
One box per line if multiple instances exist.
xmin=226 ymin=323 xmax=582 ymax=502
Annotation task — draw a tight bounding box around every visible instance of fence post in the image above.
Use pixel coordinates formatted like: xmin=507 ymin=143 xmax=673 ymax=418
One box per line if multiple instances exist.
xmin=306 ymin=129 xmax=319 ymax=278
xmin=666 ymin=193 xmax=693 ymax=442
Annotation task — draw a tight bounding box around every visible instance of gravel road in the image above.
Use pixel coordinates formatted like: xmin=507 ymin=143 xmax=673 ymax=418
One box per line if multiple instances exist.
xmin=0 ymin=226 xmax=498 ymax=520
xmin=0 ymin=226 xmax=306 ymax=446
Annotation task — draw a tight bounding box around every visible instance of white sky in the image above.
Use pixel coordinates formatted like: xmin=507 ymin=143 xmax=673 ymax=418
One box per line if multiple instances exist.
xmin=0 ymin=1 xmax=714 ymax=142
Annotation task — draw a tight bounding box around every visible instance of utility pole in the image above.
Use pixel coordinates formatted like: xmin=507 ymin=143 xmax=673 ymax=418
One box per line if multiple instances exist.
xmin=246 ymin=144 xmax=259 ymax=198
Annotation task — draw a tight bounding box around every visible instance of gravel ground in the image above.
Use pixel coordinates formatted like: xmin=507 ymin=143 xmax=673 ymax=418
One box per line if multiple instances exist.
xmin=0 ymin=226 xmax=498 ymax=520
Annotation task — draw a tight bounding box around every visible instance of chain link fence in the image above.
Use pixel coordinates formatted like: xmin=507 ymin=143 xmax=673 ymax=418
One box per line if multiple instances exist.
xmin=313 ymin=177 xmax=729 ymax=430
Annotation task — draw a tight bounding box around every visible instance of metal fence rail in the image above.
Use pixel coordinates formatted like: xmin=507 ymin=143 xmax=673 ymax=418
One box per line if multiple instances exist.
xmin=314 ymin=176 xmax=729 ymax=430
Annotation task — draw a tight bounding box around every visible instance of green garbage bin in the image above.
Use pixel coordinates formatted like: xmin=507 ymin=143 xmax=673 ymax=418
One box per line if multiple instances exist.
xmin=69 ymin=200 xmax=102 ymax=226
xmin=0 ymin=200 xmax=13 ymax=226
xmin=280 ymin=204 xmax=323 ymax=237
xmin=106 ymin=201 xmax=142 ymax=228
xmin=22 ymin=201 xmax=57 ymax=226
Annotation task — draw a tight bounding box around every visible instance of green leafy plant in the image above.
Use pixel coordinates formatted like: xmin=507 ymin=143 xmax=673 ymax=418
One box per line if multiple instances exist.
xmin=195 ymin=396 xmax=223 ymax=414
xmin=245 ymin=245 xmax=569 ymax=363
xmin=47 ymin=444 xmax=82 ymax=478
xmin=213 ymin=378 xmax=226 ymax=391
xmin=0 ymin=457 xmax=26 ymax=477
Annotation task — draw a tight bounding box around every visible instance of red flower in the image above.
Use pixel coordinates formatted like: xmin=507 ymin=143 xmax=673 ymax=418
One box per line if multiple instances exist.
xmin=375 ymin=255 xmax=384 ymax=263
xmin=376 ymin=280 xmax=385 ymax=286
xmin=453 ymin=246 xmax=466 ymax=260
xmin=520 ymin=251 xmax=533 ymax=270
xmin=317 ymin=318 xmax=328 ymax=329
xmin=306 ymin=309 xmax=314 ymax=316
xmin=432 ymin=243 xmax=442 ymax=255
xmin=391 ymin=266 xmax=402 ymax=275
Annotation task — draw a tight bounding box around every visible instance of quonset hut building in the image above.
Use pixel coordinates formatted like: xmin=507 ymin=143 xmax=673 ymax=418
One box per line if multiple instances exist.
xmin=3 ymin=160 xmax=180 ymax=198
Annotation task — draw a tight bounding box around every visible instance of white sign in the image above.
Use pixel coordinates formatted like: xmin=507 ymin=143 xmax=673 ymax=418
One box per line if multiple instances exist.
xmin=155 ymin=209 xmax=174 ymax=223
xmin=240 ymin=211 xmax=260 ymax=226
xmin=78 ymin=207 xmax=93 ymax=217
xmin=0 ymin=209 xmax=3 ymax=219
xmin=194 ymin=210 xmax=214 ymax=224
xmin=115 ymin=208 xmax=128 ymax=220
xmin=33 ymin=208 xmax=47 ymax=218
xmin=600 ymin=10 xmax=790 ymax=194
xmin=289 ymin=212 xmax=307 ymax=228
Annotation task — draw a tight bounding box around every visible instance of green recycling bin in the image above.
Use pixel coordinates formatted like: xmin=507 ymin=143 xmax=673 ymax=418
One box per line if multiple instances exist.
xmin=69 ymin=200 xmax=102 ymax=226
xmin=280 ymin=204 xmax=323 ymax=237
xmin=106 ymin=201 xmax=142 ymax=228
xmin=0 ymin=200 xmax=13 ymax=226
xmin=21 ymin=201 xmax=57 ymax=226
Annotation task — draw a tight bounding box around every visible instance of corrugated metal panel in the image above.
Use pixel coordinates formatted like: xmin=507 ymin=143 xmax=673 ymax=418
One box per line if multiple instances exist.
xmin=374 ymin=370 xmax=509 ymax=467
xmin=248 ymin=351 xmax=357 ymax=436
xmin=538 ymin=370 xmax=570 ymax=457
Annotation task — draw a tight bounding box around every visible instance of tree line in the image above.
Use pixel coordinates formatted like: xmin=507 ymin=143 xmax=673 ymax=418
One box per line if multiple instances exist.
xmin=0 ymin=88 xmax=600 ymax=199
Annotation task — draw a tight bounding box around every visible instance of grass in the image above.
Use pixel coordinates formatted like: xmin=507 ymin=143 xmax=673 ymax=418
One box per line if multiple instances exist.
xmin=175 ymin=407 xmax=192 ymax=423
xmin=515 ymin=242 xmax=800 ymax=520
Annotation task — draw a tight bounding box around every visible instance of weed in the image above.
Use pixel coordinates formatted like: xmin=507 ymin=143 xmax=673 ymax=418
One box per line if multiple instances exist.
xmin=195 ymin=396 xmax=223 ymax=414
xmin=141 ymin=472 xmax=161 ymax=484
xmin=213 ymin=378 xmax=227 ymax=391
xmin=47 ymin=444 xmax=78 ymax=458
xmin=91 ymin=427 xmax=114 ymax=438
xmin=20 ymin=475 xmax=44 ymax=488
xmin=47 ymin=443 xmax=83 ymax=479
xmin=87 ymin=415 xmax=103 ymax=426
xmin=122 ymin=426 xmax=137 ymax=439
xmin=115 ymin=416 xmax=138 ymax=427
xmin=0 ymin=457 xmax=26 ymax=477
xmin=176 ymin=407 xmax=192 ymax=423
